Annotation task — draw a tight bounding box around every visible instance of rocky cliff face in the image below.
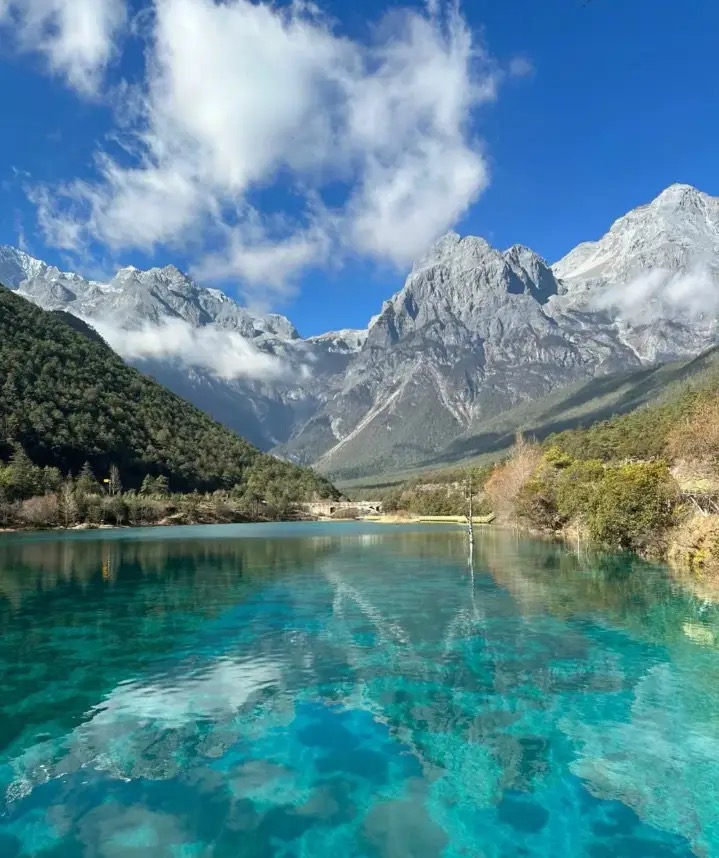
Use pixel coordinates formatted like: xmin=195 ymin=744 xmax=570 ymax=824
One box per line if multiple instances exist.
xmin=4 ymin=183 xmax=719 ymax=477
xmin=276 ymin=234 xmax=642 ymax=476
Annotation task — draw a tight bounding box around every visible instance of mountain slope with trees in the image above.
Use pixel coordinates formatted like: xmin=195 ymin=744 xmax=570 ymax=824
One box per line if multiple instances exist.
xmin=0 ymin=285 xmax=338 ymax=505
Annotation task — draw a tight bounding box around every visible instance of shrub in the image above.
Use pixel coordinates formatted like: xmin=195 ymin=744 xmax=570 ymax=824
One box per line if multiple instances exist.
xmin=555 ymin=459 xmax=605 ymax=521
xmin=668 ymin=514 xmax=719 ymax=575
xmin=18 ymin=494 xmax=60 ymax=528
xmin=513 ymin=453 xmax=679 ymax=555
xmin=584 ymin=461 xmax=678 ymax=553
xmin=666 ymin=395 xmax=719 ymax=470
xmin=102 ymin=496 xmax=129 ymax=526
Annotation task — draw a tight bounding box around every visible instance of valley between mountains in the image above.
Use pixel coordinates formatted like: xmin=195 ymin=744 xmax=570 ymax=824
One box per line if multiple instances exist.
xmin=4 ymin=182 xmax=719 ymax=485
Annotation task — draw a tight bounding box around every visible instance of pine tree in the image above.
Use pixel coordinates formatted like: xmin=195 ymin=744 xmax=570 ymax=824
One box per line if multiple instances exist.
xmin=76 ymin=462 xmax=98 ymax=495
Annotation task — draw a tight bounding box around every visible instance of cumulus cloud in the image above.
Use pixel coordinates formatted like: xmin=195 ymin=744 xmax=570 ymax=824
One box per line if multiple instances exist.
xmin=591 ymin=265 xmax=719 ymax=323
xmin=30 ymin=0 xmax=500 ymax=304
xmin=90 ymin=316 xmax=293 ymax=381
xmin=0 ymin=0 xmax=126 ymax=95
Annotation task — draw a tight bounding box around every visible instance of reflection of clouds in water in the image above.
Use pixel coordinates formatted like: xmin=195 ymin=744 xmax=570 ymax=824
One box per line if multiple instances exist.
xmin=91 ymin=656 xmax=282 ymax=727
xmin=70 ymin=803 xmax=195 ymax=857
xmin=565 ymin=663 xmax=719 ymax=855
xmin=5 ymin=656 xmax=284 ymax=800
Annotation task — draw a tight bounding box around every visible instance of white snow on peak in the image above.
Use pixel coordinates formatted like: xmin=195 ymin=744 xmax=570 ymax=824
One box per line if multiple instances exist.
xmin=307 ymin=328 xmax=368 ymax=353
xmin=552 ymin=183 xmax=719 ymax=287
xmin=0 ymin=245 xmax=51 ymax=287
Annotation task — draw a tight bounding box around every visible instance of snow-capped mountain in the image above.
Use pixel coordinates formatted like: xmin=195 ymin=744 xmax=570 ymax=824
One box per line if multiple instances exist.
xmin=0 ymin=247 xmax=357 ymax=449
xmin=553 ymin=183 xmax=719 ymax=289
xmin=4 ymin=253 xmax=299 ymax=341
xmin=275 ymin=233 xmax=641 ymax=475
xmin=4 ymin=183 xmax=719 ymax=477
xmin=549 ymin=183 xmax=719 ymax=365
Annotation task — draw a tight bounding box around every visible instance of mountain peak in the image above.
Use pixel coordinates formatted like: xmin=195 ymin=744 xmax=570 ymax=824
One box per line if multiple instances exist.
xmin=553 ymin=184 xmax=719 ymax=286
xmin=157 ymin=263 xmax=192 ymax=281
xmin=412 ymin=232 xmax=495 ymax=275
xmin=655 ymin=182 xmax=701 ymax=200
xmin=0 ymin=245 xmax=48 ymax=287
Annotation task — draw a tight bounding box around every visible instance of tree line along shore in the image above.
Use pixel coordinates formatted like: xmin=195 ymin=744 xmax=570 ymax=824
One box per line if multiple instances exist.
xmin=374 ymin=383 xmax=719 ymax=577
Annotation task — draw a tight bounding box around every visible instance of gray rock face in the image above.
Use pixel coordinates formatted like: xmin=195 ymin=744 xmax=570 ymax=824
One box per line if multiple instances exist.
xmin=5 ymin=183 xmax=719 ymax=476
xmin=277 ymin=235 xmax=642 ymax=476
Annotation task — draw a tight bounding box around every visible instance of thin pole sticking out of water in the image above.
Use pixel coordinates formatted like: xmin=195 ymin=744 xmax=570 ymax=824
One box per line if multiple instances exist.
xmin=464 ymin=476 xmax=475 ymax=575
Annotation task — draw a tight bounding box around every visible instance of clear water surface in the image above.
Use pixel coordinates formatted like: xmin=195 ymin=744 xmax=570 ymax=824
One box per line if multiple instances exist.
xmin=1 ymin=522 xmax=718 ymax=857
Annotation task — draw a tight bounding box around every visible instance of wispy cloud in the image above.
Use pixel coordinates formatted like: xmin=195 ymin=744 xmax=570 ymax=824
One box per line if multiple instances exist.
xmin=28 ymin=0 xmax=502 ymax=305
xmin=91 ymin=316 xmax=295 ymax=381
xmin=0 ymin=0 xmax=126 ymax=95
xmin=508 ymin=55 xmax=534 ymax=78
xmin=591 ymin=265 xmax=719 ymax=323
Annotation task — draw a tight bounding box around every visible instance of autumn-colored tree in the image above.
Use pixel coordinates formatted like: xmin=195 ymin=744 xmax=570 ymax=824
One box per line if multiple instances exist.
xmin=484 ymin=434 xmax=542 ymax=523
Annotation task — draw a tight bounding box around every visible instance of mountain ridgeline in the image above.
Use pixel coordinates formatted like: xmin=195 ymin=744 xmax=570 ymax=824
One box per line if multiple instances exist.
xmin=0 ymin=285 xmax=338 ymax=502
xmin=4 ymin=183 xmax=719 ymax=482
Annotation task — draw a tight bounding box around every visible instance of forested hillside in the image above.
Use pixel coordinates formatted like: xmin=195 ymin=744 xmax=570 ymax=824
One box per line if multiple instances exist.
xmin=0 ymin=285 xmax=337 ymax=502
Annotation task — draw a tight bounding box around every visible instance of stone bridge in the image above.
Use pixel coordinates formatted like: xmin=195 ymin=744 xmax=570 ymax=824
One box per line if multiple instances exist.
xmin=302 ymin=500 xmax=383 ymax=517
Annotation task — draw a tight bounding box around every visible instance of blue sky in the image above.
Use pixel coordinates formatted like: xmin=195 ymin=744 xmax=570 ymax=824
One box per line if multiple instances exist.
xmin=0 ymin=0 xmax=717 ymax=336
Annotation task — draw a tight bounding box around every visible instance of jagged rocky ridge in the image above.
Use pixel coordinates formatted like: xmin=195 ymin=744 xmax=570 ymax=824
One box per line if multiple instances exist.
xmin=4 ymin=183 xmax=719 ymax=478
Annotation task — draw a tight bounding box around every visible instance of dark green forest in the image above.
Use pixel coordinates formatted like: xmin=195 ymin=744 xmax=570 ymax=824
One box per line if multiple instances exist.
xmin=0 ymin=286 xmax=338 ymax=505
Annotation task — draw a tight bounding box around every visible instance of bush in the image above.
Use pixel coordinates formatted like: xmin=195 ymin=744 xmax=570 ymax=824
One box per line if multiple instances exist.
xmin=511 ymin=453 xmax=678 ymax=555
xmin=102 ymin=496 xmax=129 ymax=526
xmin=555 ymin=459 xmax=605 ymax=521
xmin=666 ymin=396 xmax=719 ymax=470
xmin=584 ymin=462 xmax=678 ymax=553
xmin=668 ymin=514 xmax=719 ymax=575
xmin=18 ymin=495 xmax=60 ymax=528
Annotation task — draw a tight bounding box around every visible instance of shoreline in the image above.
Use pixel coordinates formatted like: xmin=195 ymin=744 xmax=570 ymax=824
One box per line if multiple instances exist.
xmin=0 ymin=515 xmax=315 ymax=535
xmin=0 ymin=513 xmax=496 ymax=535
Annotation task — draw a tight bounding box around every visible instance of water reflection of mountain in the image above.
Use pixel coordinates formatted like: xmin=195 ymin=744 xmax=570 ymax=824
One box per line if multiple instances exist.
xmin=0 ymin=526 xmax=466 ymax=610
xmin=3 ymin=526 xmax=719 ymax=855
xmin=0 ymin=531 xmax=331 ymax=608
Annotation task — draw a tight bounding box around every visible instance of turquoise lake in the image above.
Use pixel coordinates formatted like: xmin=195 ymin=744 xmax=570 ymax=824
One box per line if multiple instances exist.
xmin=1 ymin=522 xmax=719 ymax=857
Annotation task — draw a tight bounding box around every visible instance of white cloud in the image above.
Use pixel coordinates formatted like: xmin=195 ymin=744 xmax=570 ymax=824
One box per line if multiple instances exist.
xmin=0 ymin=0 xmax=126 ymax=95
xmin=509 ymin=55 xmax=534 ymax=78
xmin=193 ymin=228 xmax=331 ymax=306
xmin=91 ymin=316 xmax=293 ymax=381
xmin=31 ymin=0 xmax=499 ymax=303
xmin=592 ymin=265 xmax=719 ymax=323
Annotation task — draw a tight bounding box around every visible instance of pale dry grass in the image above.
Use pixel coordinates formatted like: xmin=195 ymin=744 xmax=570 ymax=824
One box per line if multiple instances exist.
xmin=666 ymin=397 xmax=719 ymax=468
